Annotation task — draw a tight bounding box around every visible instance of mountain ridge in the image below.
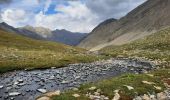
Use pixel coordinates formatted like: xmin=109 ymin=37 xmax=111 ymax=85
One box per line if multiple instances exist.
xmin=78 ymin=0 xmax=170 ymax=50
xmin=0 ymin=22 xmax=87 ymax=46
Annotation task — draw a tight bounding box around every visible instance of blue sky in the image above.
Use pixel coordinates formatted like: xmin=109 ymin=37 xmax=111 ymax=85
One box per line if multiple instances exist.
xmin=0 ymin=0 xmax=146 ymax=32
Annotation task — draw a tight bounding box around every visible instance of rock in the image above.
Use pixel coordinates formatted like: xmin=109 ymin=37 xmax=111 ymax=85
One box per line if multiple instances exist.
xmin=134 ymin=96 xmax=142 ymax=100
xmin=14 ymin=81 xmax=19 ymax=85
xmin=61 ymin=80 xmax=69 ymax=84
xmin=146 ymin=74 xmax=154 ymax=77
xmin=45 ymin=90 xmax=60 ymax=96
xmin=154 ymin=86 xmax=162 ymax=90
xmin=157 ymin=92 xmax=167 ymax=100
xmin=0 ymin=85 xmax=4 ymax=89
xmin=96 ymin=89 xmax=101 ymax=93
xmin=72 ymin=88 xmax=79 ymax=91
xmin=37 ymin=96 xmax=50 ymax=100
xmin=112 ymin=93 xmax=120 ymax=100
xmin=18 ymin=83 xmax=26 ymax=86
xmin=114 ymin=90 xmax=119 ymax=93
xmin=89 ymin=86 xmax=96 ymax=91
xmin=104 ymin=97 xmax=109 ymax=100
xmin=37 ymin=89 xmax=47 ymax=93
xmin=9 ymin=92 xmax=21 ymax=96
xmin=142 ymin=94 xmax=150 ymax=100
xmin=18 ymin=79 xmax=23 ymax=83
xmin=124 ymin=85 xmax=134 ymax=90
xmin=142 ymin=81 xmax=155 ymax=85
xmin=72 ymin=94 xmax=80 ymax=98
xmin=94 ymin=92 xmax=100 ymax=96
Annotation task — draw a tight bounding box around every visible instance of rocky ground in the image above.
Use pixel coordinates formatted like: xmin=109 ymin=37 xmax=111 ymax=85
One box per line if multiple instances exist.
xmin=0 ymin=58 xmax=156 ymax=100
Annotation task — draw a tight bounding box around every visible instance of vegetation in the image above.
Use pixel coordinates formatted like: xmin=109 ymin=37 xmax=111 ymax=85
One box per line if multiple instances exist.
xmin=100 ymin=27 xmax=170 ymax=67
xmin=0 ymin=29 xmax=103 ymax=73
xmin=52 ymin=69 xmax=170 ymax=100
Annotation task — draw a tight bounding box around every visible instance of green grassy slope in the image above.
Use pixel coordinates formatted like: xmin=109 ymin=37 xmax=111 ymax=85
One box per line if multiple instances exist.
xmin=100 ymin=27 xmax=170 ymax=66
xmin=0 ymin=29 xmax=101 ymax=73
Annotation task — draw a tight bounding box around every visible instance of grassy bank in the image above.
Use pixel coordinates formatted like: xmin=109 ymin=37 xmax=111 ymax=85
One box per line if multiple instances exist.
xmin=100 ymin=27 xmax=170 ymax=68
xmin=51 ymin=69 xmax=170 ymax=100
xmin=0 ymin=29 xmax=104 ymax=73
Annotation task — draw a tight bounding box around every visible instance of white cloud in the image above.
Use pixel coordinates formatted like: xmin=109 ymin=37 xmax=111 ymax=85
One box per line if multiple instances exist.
xmin=44 ymin=0 xmax=52 ymax=13
xmin=34 ymin=1 xmax=99 ymax=32
xmin=1 ymin=9 xmax=29 ymax=27
xmin=0 ymin=0 xmax=147 ymax=32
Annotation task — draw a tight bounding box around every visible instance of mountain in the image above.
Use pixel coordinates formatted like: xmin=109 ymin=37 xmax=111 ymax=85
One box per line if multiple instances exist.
xmin=21 ymin=25 xmax=87 ymax=46
xmin=0 ymin=22 xmax=87 ymax=46
xmin=52 ymin=29 xmax=87 ymax=46
xmin=0 ymin=22 xmax=43 ymax=40
xmin=78 ymin=0 xmax=170 ymax=50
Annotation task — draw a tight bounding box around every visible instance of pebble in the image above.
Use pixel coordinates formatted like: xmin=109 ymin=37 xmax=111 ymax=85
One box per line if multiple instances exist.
xmin=9 ymin=92 xmax=21 ymax=96
xmin=37 ymin=89 xmax=47 ymax=93
xmin=112 ymin=93 xmax=120 ymax=100
xmin=89 ymin=86 xmax=96 ymax=91
xmin=0 ymin=85 xmax=3 ymax=89
xmin=72 ymin=94 xmax=80 ymax=98
xmin=124 ymin=85 xmax=134 ymax=90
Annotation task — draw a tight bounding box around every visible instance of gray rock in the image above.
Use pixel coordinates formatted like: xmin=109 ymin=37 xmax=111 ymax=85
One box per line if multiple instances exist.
xmin=9 ymin=92 xmax=21 ymax=96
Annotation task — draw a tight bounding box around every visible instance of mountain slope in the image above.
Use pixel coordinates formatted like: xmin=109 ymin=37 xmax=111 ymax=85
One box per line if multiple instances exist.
xmin=0 ymin=29 xmax=99 ymax=73
xmin=21 ymin=25 xmax=87 ymax=46
xmin=101 ymin=27 xmax=170 ymax=63
xmin=52 ymin=29 xmax=87 ymax=46
xmin=78 ymin=0 xmax=170 ymax=50
xmin=0 ymin=22 xmax=43 ymax=40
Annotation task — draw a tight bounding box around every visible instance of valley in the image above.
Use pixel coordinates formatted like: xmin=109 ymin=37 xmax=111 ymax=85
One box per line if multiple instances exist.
xmin=0 ymin=0 xmax=170 ymax=100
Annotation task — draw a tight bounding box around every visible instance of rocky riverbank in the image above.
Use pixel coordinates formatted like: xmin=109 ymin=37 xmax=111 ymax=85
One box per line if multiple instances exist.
xmin=0 ymin=58 xmax=155 ymax=100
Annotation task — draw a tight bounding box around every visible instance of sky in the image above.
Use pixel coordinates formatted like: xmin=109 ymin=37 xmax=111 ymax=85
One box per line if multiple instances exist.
xmin=0 ymin=0 xmax=146 ymax=33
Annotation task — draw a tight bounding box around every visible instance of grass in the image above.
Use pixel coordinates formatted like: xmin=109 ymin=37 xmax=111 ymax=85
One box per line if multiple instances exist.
xmin=0 ymin=29 xmax=104 ymax=73
xmin=51 ymin=69 xmax=170 ymax=100
xmin=100 ymin=27 xmax=170 ymax=67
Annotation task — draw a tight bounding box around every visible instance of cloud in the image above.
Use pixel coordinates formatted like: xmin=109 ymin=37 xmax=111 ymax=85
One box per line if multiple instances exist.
xmin=0 ymin=0 xmax=146 ymax=32
xmin=0 ymin=0 xmax=12 ymax=4
xmin=86 ymin=0 xmax=146 ymax=19
xmin=1 ymin=8 xmax=33 ymax=27
xmin=34 ymin=1 xmax=99 ymax=32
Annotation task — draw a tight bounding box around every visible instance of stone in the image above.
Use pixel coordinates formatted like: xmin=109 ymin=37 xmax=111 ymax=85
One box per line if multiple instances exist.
xmin=37 ymin=96 xmax=50 ymax=100
xmin=89 ymin=86 xmax=96 ymax=91
xmin=104 ymin=97 xmax=109 ymax=100
xmin=72 ymin=94 xmax=80 ymax=98
xmin=9 ymin=92 xmax=21 ymax=96
xmin=124 ymin=85 xmax=134 ymax=90
xmin=72 ymin=88 xmax=79 ymax=91
xmin=146 ymin=74 xmax=154 ymax=77
xmin=61 ymin=80 xmax=69 ymax=84
xmin=142 ymin=81 xmax=155 ymax=85
xmin=112 ymin=93 xmax=120 ymax=100
xmin=154 ymin=86 xmax=162 ymax=90
xmin=94 ymin=92 xmax=100 ymax=96
xmin=114 ymin=90 xmax=119 ymax=93
xmin=14 ymin=81 xmax=19 ymax=85
xmin=37 ymin=89 xmax=47 ymax=93
xmin=134 ymin=96 xmax=142 ymax=100
xmin=142 ymin=94 xmax=150 ymax=100
xmin=157 ymin=92 xmax=167 ymax=100
xmin=0 ymin=85 xmax=4 ymax=89
xmin=18 ymin=79 xmax=23 ymax=83
xmin=45 ymin=90 xmax=60 ymax=96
